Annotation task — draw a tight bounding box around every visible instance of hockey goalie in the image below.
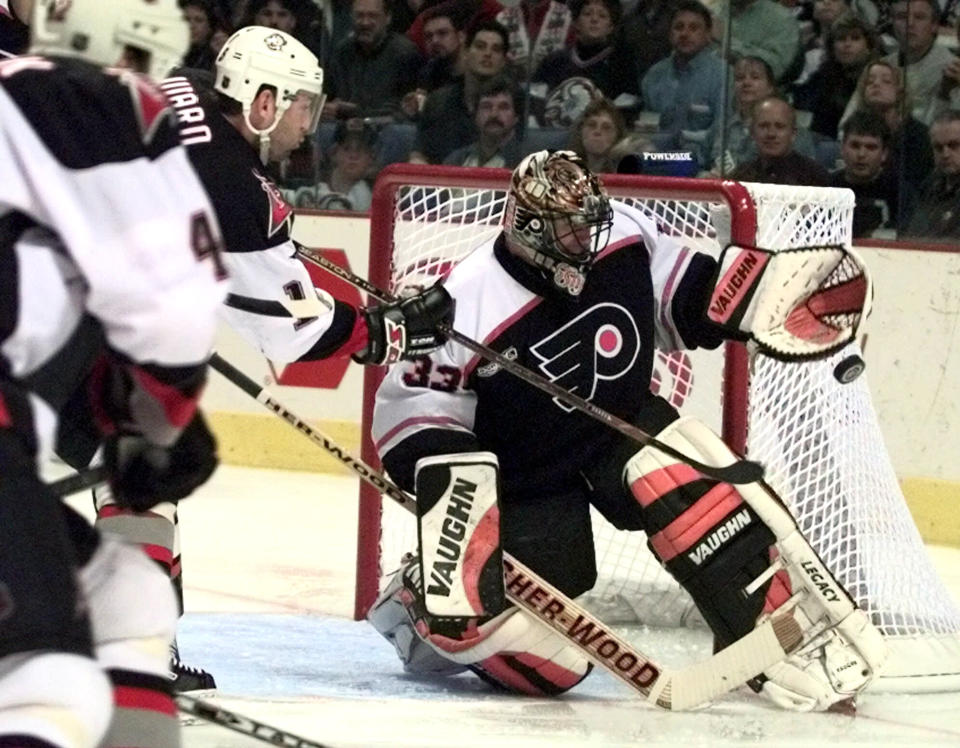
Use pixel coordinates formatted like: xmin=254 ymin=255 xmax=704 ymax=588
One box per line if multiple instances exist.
xmin=368 ymin=150 xmax=885 ymax=710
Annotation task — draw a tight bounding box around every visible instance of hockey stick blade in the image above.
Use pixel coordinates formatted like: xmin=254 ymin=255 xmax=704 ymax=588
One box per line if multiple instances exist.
xmin=176 ymin=694 xmax=330 ymax=748
xmin=294 ymin=246 xmax=764 ymax=485
xmin=209 ymin=353 xmax=800 ymax=709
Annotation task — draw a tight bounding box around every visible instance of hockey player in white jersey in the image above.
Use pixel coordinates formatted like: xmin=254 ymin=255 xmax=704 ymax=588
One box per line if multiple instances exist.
xmin=50 ymin=25 xmax=453 ymax=692
xmin=0 ymin=1 xmax=226 ymax=746
xmin=368 ymin=150 xmax=884 ymax=710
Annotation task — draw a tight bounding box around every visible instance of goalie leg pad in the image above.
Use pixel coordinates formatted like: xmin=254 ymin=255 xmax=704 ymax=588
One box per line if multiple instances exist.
xmin=368 ymin=554 xmax=592 ymax=694
xmin=624 ymin=422 xmax=781 ymax=649
xmin=627 ymin=416 xmax=887 ymax=711
xmin=415 ymin=452 xmax=505 ymax=618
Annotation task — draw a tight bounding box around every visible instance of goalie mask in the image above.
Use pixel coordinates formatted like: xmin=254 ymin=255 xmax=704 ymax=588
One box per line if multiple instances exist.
xmin=30 ymin=0 xmax=189 ymax=81
xmin=215 ymin=26 xmax=325 ymax=165
xmin=504 ymin=150 xmax=613 ymax=296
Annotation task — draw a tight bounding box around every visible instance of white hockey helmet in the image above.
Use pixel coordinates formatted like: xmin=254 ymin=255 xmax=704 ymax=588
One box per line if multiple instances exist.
xmin=30 ymin=0 xmax=189 ymax=80
xmin=504 ymin=150 xmax=612 ymax=296
xmin=214 ymin=26 xmax=325 ymax=163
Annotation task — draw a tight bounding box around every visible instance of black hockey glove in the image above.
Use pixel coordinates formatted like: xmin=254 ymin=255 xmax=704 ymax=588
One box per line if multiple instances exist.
xmin=354 ymin=282 xmax=454 ymax=365
xmin=104 ymin=411 xmax=219 ymax=512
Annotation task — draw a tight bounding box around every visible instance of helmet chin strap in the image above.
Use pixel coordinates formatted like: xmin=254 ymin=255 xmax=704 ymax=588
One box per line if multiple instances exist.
xmin=242 ymin=108 xmax=283 ymax=165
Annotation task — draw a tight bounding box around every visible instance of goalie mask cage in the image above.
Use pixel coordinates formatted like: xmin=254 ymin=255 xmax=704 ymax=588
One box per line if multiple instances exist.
xmin=356 ymin=163 xmax=960 ymax=692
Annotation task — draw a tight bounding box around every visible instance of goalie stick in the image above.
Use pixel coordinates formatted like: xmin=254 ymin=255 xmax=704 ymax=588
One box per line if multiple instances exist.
xmin=291 ymin=246 xmax=764 ymax=485
xmin=209 ymin=352 xmax=805 ymax=710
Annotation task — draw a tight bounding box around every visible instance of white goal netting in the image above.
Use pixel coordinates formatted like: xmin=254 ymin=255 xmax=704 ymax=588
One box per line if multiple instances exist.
xmin=356 ymin=166 xmax=960 ymax=692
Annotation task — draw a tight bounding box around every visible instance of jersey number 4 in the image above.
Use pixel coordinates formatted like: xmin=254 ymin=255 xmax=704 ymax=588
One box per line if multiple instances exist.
xmin=191 ymin=212 xmax=227 ymax=280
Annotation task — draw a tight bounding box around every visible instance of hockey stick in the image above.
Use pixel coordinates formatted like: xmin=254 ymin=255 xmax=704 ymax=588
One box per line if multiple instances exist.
xmin=175 ymin=693 xmax=330 ymax=748
xmin=209 ymin=352 xmax=804 ymax=710
xmin=49 ymin=465 xmax=109 ymax=497
xmin=293 ymin=246 xmax=764 ymax=485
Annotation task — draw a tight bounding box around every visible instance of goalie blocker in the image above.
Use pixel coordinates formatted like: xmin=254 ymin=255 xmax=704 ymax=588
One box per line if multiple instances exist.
xmin=625 ymin=416 xmax=887 ymax=711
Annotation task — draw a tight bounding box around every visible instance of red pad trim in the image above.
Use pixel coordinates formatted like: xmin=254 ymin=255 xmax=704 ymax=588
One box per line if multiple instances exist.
xmin=462 ymin=504 xmax=501 ymax=615
xmin=0 ymin=392 xmax=11 ymax=428
xmin=629 ymin=463 xmax=701 ymax=508
xmin=141 ymin=543 xmax=173 ymax=568
xmin=114 ymin=685 xmax=178 ymax=716
xmin=129 ymin=366 xmax=199 ymax=430
xmin=707 ymin=248 xmax=769 ymax=325
xmin=336 ymin=310 xmax=370 ymax=359
xmin=648 ymin=484 xmax=743 ymax=562
xmin=479 ymin=654 xmax=540 ymax=694
xmin=513 ymin=653 xmax=584 ymax=690
xmin=96 ymin=505 xmax=167 ymax=520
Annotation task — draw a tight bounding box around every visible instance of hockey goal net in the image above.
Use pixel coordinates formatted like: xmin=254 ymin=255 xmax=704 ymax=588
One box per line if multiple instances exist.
xmin=356 ymin=163 xmax=960 ymax=692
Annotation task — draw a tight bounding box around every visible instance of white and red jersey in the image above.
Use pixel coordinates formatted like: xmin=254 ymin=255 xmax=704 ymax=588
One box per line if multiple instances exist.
xmin=0 ymin=55 xmax=226 ymax=446
xmin=372 ymin=201 xmax=723 ymax=497
xmin=157 ymin=73 xmax=361 ymax=364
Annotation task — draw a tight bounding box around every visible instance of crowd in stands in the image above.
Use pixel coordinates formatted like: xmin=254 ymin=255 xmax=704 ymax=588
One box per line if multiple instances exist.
xmin=4 ymin=0 xmax=960 ymax=241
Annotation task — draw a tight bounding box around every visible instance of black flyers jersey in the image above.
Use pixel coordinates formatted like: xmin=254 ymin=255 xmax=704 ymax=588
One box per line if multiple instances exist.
xmin=0 ymin=56 xmax=225 ymax=389
xmin=157 ymin=74 xmax=356 ymax=363
xmin=372 ymin=201 xmax=723 ymax=498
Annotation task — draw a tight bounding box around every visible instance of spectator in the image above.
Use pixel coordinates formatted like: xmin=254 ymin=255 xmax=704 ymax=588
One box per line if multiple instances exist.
xmin=830 ymin=110 xmax=913 ymax=236
xmin=324 ymin=0 xmax=423 ymax=120
xmin=410 ymin=19 xmax=509 ymax=162
xmin=884 ymin=0 xmax=954 ymax=124
xmin=641 ymin=0 xmax=727 ymax=167
xmin=444 ymin=75 xmax=524 ymax=166
xmin=905 ymin=111 xmax=960 ymax=240
xmin=291 ymin=118 xmax=377 ymax=210
xmin=405 ymin=0 xmax=501 ymax=55
xmin=418 ymin=7 xmax=468 ymax=90
xmin=530 ymin=0 xmax=640 ymax=127
xmin=936 ymin=13 xmax=960 ymax=112
xmin=620 ymin=0 xmax=681 ymax=83
xmin=243 ymin=0 xmax=327 ymax=60
xmin=392 ymin=0 xmax=431 ymax=33
xmin=494 ymin=0 xmax=574 ymax=75
xmin=706 ymin=56 xmax=820 ymax=176
xmin=841 ymin=59 xmax=935 ymax=191
xmin=181 ymin=0 xmax=231 ymax=71
xmin=723 ymin=0 xmax=801 ymax=82
xmin=568 ymin=96 xmax=628 ymax=172
xmin=795 ymin=0 xmax=851 ymax=85
xmin=730 ymin=96 xmax=832 ymax=183
xmin=793 ymin=13 xmax=882 ymax=138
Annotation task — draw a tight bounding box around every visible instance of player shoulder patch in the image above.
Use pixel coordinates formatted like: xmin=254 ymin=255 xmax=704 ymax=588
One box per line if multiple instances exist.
xmin=252 ymin=169 xmax=294 ymax=238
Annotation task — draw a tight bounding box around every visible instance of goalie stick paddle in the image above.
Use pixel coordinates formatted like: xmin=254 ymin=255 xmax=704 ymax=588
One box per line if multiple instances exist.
xmin=49 ymin=465 xmax=109 ymax=497
xmin=209 ymin=352 xmax=804 ymax=710
xmin=293 ymin=246 xmax=764 ymax=486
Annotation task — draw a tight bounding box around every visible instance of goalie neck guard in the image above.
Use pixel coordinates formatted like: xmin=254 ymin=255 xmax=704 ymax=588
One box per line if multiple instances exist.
xmin=503 ymin=150 xmax=613 ymax=297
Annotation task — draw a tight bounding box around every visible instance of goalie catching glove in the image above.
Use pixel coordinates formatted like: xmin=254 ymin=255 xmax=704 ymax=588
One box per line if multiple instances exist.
xmin=353 ymin=282 xmax=454 ymax=365
xmin=707 ymin=244 xmax=871 ymax=360
xmin=624 ymin=417 xmax=887 ymax=711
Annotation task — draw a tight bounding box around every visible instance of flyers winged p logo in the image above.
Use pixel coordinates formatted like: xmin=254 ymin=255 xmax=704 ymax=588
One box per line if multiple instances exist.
xmin=253 ymin=169 xmax=294 ymax=237
xmin=530 ymin=303 xmax=640 ymax=412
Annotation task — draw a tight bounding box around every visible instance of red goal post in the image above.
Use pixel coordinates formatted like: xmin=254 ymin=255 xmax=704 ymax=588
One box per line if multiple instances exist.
xmin=355 ymin=164 xmax=960 ymax=692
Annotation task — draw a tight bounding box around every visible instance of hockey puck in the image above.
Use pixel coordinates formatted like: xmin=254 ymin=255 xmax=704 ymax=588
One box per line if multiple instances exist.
xmin=833 ymin=355 xmax=865 ymax=384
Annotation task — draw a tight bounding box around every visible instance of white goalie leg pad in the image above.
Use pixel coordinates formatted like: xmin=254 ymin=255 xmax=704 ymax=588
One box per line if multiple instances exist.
xmin=415 ymin=452 xmax=505 ymax=618
xmin=0 ymin=651 xmax=112 ymax=748
xmin=79 ymin=535 xmax=178 ymax=676
xmin=629 ymin=417 xmax=887 ymax=711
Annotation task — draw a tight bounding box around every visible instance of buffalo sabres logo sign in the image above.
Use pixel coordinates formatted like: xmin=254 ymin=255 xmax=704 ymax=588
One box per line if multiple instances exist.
xmin=253 ymin=169 xmax=294 ymax=237
xmin=264 ymin=33 xmax=287 ymax=51
xmin=530 ymin=303 xmax=640 ymax=411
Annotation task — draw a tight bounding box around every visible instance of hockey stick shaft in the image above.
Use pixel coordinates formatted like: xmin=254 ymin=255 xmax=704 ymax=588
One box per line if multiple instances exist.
xmin=49 ymin=466 xmax=109 ymax=497
xmin=176 ymin=694 xmax=330 ymax=748
xmin=294 ymin=247 xmax=763 ymax=485
xmin=210 ymin=353 xmax=799 ymax=709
